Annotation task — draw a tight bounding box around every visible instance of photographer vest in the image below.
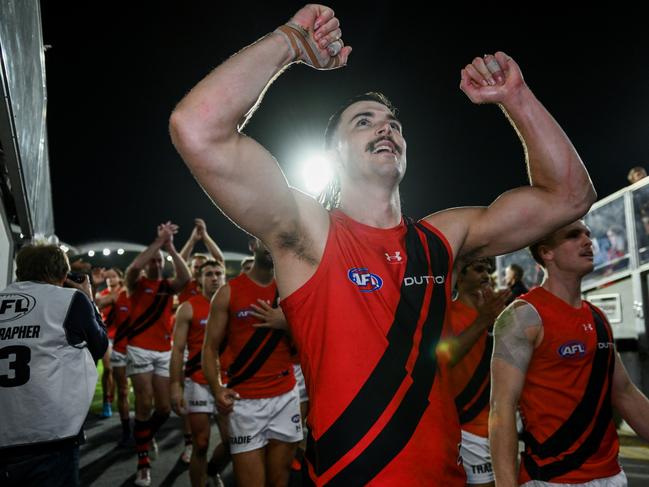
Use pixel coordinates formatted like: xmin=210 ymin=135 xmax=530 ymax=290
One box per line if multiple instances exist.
xmin=0 ymin=281 xmax=97 ymax=449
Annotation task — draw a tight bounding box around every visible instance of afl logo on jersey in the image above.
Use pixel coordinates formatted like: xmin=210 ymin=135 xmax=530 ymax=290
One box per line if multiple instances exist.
xmin=348 ymin=268 xmax=383 ymax=292
xmin=199 ymin=318 xmax=208 ymax=327
xmin=0 ymin=293 xmax=36 ymax=323
xmin=236 ymin=308 xmax=254 ymax=319
xmin=558 ymin=340 xmax=587 ymax=359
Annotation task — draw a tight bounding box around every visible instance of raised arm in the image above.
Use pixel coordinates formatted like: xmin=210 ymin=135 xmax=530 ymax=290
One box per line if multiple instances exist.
xmin=202 ymin=284 xmax=237 ymax=414
xmin=179 ymin=224 xmax=199 ymax=262
xmin=170 ymin=301 xmax=192 ymax=415
xmin=169 ymin=4 xmax=350 ymax=246
xmin=125 ymin=225 xmax=169 ymax=293
xmin=194 ymin=218 xmax=225 ymax=264
xmin=162 ymin=228 xmax=191 ymax=294
xmin=427 ymin=52 xmax=596 ymax=260
xmin=612 ymin=352 xmax=649 ymax=441
xmin=489 ymin=300 xmax=541 ymax=487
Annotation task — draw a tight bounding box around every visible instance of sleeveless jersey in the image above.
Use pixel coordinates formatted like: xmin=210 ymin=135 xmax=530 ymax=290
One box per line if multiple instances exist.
xmin=179 ymin=279 xmax=200 ymax=304
xmin=281 ymin=210 xmax=464 ymax=486
xmin=518 ymin=287 xmax=619 ymax=484
xmin=98 ymin=288 xmax=117 ymax=339
xmin=0 ymin=282 xmax=97 ymax=448
xmin=127 ymin=277 xmax=174 ymax=352
xmin=448 ymin=299 xmax=491 ymax=438
xmin=224 ymin=274 xmax=295 ymax=399
xmin=184 ymin=294 xmax=210 ymax=384
xmin=107 ymin=290 xmax=131 ymax=354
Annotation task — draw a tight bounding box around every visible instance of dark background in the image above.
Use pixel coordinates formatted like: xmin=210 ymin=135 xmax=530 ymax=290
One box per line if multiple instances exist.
xmin=40 ymin=2 xmax=649 ymax=253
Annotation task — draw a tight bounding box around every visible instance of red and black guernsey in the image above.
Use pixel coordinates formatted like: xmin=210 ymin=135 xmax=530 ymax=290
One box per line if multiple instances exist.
xmin=448 ymin=300 xmax=492 ymax=438
xmin=99 ymin=288 xmax=117 ymax=340
xmin=109 ymin=290 xmax=132 ymax=354
xmin=183 ymin=294 xmax=211 ymax=384
xmin=281 ymin=210 xmax=464 ymax=486
xmin=518 ymin=288 xmax=620 ymax=484
xmin=126 ymin=277 xmax=175 ymax=352
xmin=224 ymin=274 xmax=295 ymax=399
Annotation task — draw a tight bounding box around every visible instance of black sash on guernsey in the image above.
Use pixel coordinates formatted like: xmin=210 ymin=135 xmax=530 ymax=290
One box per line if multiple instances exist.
xmin=125 ymin=280 xmax=173 ymax=342
xmin=305 ymin=219 xmax=450 ymax=486
xmin=184 ymin=351 xmax=202 ymax=378
xmin=226 ymin=290 xmax=287 ymax=390
xmin=455 ymin=329 xmax=493 ymax=424
xmin=522 ymin=304 xmax=615 ymax=481
xmin=112 ymin=318 xmax=131 ymax=345
xmin=104 ymin=303 xmax=117 ymax=328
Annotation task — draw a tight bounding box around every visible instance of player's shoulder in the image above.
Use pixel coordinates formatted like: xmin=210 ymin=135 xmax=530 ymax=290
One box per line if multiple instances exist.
xmin=494 ymin=298 xmax=543 ymax=334
xmin=422 ymin=207 xmax=486 ymax=261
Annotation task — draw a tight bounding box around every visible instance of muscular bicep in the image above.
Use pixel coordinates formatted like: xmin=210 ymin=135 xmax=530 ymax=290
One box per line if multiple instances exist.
xmin=176 ymin=131 xmax=305 ymax=242
xmin=463 ymin=186 xmax=581 ymax=258
xmin=492 ymin=300 xmax=542 ymax=374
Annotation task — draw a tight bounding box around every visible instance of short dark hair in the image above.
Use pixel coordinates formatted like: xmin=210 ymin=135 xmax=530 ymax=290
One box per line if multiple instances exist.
xmin=319 ymin=92 xmax=397 ymax=210
xmin=15 ymin=244 xmax=70 ymax=283
xmin=529 ymin=235 xmax=557 ymax=267
xmin=508 ymin=263 xmax=524 ymax=280
xmin=459 ymin=257 xmax=492 ymax=275
xmin=324 ymin=92 xmax=396 ymax=150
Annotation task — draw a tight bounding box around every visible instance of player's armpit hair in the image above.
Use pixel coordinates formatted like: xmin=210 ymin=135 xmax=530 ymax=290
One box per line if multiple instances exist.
xmin=276 ymin=227 xmax=318 ymax=266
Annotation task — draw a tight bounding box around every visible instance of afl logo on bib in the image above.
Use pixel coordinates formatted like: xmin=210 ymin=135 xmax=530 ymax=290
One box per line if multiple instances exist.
xmin=0 ymin=293 xmax=36 ymax=323
xmin=558 ymin=340 xmax=587 ymax=359
xmin=348 ymin=268 xmax=383 ymax=292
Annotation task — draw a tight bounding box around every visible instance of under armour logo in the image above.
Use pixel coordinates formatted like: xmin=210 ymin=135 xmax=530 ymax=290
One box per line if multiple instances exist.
xmin=385 ymin=251 xmax=403 ymax=263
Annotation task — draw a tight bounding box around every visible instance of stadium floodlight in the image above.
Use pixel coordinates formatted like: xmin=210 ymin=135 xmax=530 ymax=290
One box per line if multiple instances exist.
xmin=301 ymin=152 xmax=332 ymax=196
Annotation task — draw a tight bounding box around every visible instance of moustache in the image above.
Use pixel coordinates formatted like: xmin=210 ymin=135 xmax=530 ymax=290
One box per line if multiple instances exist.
xmin=366 ymin=137 xmax=402 ymax=155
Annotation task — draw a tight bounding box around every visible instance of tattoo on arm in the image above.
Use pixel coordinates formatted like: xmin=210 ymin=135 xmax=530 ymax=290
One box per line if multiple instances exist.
xmin=493 ymin=300 xmax=541 ymax=373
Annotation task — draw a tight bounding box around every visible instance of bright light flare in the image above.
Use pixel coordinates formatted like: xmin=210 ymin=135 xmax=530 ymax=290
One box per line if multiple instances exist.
xmin=301 ymin=153 xmax=332 ymax=196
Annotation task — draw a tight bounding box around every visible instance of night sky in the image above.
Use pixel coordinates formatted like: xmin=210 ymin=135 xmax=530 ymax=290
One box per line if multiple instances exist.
xmin=40 ymin=3 xmax=648 ymax=255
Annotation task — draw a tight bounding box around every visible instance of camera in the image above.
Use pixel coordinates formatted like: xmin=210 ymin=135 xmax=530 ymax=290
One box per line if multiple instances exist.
xmin=67 ymin=271 xmax=87 ymax=284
